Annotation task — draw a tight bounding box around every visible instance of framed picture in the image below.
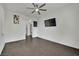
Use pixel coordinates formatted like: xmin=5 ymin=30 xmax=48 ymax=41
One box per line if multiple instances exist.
xmin=45 ymin=18 xmax=56 ymax=27
xmin=33 ymin=21 xmax=37 ymax=27
xmin=13 ymin=15 xmax=19 ymax=24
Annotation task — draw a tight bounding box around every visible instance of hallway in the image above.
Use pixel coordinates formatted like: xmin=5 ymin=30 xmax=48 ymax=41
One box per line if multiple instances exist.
xmin=1 ymin=37 xmax=79 ymax=56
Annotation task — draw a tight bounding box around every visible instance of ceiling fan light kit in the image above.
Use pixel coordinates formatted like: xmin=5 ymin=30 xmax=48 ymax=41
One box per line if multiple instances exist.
xmin=35 ymin=8 xmax=39 ymax=12
xmin=27 ymin=3 xmax=47 ymax=15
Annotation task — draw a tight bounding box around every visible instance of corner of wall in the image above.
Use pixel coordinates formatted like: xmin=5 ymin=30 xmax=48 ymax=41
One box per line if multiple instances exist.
xmin=0 ymin=42 xmax=5 ymax=55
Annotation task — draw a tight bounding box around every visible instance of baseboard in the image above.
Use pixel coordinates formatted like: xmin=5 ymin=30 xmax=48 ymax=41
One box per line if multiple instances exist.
xmin=5 ymin=38 xmax=25 ymax=43
xmin=37 ymin=36 xmax=79 ymax=50
xmin=32 ymin=36 xmax=38 ymax=38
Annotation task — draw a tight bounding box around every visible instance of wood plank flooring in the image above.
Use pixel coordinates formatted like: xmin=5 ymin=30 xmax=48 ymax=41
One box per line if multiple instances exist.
xmin=1 ymin=37 xmax=79 ymax=56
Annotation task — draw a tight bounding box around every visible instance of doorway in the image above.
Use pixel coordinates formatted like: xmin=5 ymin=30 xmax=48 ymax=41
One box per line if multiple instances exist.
xmin=25 ymin=23 xmax=32 ymax=39
xmin=29 ymin=24 xmax=32 ymax=38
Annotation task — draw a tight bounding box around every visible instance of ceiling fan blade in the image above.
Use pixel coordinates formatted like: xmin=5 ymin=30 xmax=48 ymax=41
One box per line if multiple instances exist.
xmin=26 ymin=7 xmax=34 ymax=9
xmin=38 ymin=11 xmax=40 ymax=15
xmin=32 ymin=10 xmax=35 ymax=14
xmin=32 ymin=3 xmax=36 ymax=7
xmin=39 ymin=9 xmax=47 ymax=11
xmin=39 ymin=3 xmax=46 ymax=8
xmin=36 ymin=4 xmax=38 ymax=8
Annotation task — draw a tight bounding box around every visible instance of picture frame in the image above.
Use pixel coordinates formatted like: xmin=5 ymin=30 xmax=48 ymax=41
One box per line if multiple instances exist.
xmin=13 ymin=15 xmax=19 ymax=24
xmin=33 ymin=21 xmax=37 ymax=27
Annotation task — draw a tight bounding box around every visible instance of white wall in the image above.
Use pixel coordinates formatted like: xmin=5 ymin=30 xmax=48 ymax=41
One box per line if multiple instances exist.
xmin=0 ymin=5 xmax=5 ymax=54
xmin=2 ymin=9 xmax=38 ymax=43
xmin=5 ymin=10 xmax=27 ymax=43
xmin=38 ymin=4 xmax=79 ymax=49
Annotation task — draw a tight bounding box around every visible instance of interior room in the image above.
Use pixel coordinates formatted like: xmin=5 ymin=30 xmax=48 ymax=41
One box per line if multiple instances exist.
xmin=0 ymin=3 xmax=79 ymax=56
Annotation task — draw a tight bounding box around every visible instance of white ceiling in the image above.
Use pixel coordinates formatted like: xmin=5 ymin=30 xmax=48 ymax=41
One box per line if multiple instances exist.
xmin=2 ymin=3 xmax=70 ymax=18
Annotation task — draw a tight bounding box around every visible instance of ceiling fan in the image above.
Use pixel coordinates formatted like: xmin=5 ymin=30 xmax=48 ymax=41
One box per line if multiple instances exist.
xmin=27 ymin=3 xmax=47 ymax=15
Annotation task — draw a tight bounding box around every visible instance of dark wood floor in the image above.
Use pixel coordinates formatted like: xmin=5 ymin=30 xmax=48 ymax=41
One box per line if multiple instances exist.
xmin=1 ymin=37 xmax=79 ymax=56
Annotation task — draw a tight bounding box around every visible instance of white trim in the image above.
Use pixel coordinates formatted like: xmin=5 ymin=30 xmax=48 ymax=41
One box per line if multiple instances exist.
xmin=37 ymin=36 xmax=79 ymax=49
xmin=5 ymin=35 xmax=25 ymax=43
xmin=5 ymin=38 xmax=25 ymax=43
